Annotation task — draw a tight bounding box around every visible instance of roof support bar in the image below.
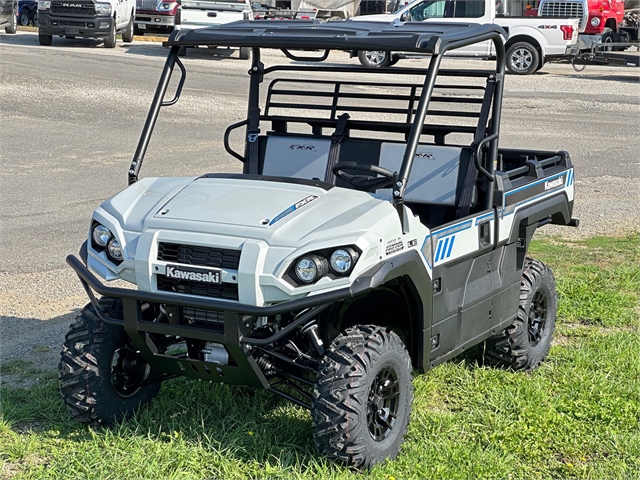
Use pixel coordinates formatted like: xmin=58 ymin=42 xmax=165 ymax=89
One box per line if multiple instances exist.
xmin=393 ymin=53 xmax=444 ymax=233
xmin=129 ymin=45 xmax=181 ymax=185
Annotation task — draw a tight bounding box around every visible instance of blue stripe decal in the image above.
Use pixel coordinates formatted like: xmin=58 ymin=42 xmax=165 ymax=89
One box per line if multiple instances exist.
xmin=446 ymin=236 xmax=455 ymax=257
xmin=268 ymin=205 xmax=296 ymax=226
xmin=433 ymin=219 xmax=473 ymax=238
xmin=434 ymin=238 xmax=444 ymax=263
xmin=503 ymin=171 xmax=566 ymax=198
xmin=475 ymin=212 xmax=494 ymax=225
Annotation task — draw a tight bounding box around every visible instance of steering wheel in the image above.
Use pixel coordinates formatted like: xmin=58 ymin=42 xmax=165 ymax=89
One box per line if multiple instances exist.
xmin=332 ymin=162 xmax=396 ymax=192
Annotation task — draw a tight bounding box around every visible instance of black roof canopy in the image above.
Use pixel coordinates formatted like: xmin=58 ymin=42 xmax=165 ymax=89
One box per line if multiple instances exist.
xmin=166 ymin=20 xmax=506 ymax=55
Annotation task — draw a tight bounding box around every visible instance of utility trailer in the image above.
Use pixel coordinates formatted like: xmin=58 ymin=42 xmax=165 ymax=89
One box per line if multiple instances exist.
xmin=61 ymin=20 xmax=578 ymax=468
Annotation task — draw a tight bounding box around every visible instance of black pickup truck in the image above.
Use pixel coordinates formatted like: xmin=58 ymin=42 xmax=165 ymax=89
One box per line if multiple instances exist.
xmin=60 ymin=20 xmax=578 ymax=468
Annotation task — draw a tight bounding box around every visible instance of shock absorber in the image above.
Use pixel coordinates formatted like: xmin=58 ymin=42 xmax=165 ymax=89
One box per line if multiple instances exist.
xmin=300 ymin=321 xmax=325 ymax=356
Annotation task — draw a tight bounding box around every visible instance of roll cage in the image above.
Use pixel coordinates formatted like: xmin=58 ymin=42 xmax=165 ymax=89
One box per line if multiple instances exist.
xmin=128 ymin=20 xmax=507 ymax=231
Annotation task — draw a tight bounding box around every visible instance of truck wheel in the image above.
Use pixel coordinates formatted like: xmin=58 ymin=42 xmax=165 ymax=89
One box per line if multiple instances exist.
xmin=5 ymin=2 xmax=17 ymax=33
xmin=59 ymin=298 xmax=161 ymax=425
xmin=122 ymin=15 xmax=134 ymax=43
xmin=506 ymin=42 xmax=539 ymax=75
xmin=600 ymin=27 xmax=615 ymax=51
xmin=38 ymin=33 xmax=52 ymax=45
xmin=103 ymin=21 xmax=116 ymax=48
xmin=239 ymin=46 xmax=250 ymax=60
xmin=20 ymin=9 xmax=30 ymax=26
xmin=358 ymin=50 xmax=391 ymax=68
xmin=312 ymin=325 xmax=413 ymax=468
xmin=483 ymin=258 xmax=557 ymax=371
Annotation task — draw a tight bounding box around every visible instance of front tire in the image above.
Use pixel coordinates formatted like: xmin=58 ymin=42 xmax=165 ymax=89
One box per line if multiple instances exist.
xmin=358 ymin=50 xmax=391 ymax=68
xmin=483 ymin=258 xmax=557 ymax=371
xmin=312 ymin=325 xmax=413 ymax=468
xmin=38 ymin=33 xmax=53 ymax=45
xmin=59 ymin=298 xmax=161 ymax=425
xmin=506 ymin=41 xmax=540 ymax=75
xmin=5 ymin=2 xmax=17 ymax=33
xmin=122 ymin=15 xmax=134 ymax=43
xmin=103 ymin=20 xmax=116 ymax=48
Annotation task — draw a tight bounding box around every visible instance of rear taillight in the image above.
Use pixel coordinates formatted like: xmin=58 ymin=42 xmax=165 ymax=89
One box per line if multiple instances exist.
xmin=560 ymin=25 xmax=574 ymax=40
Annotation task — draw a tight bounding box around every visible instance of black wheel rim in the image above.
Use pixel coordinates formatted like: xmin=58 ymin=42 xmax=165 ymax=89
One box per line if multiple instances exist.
xmin=367 ymin=366 xmax=400 ymax=441
xmin=528 ymin=289 xmax=548 ymax=347
xmin=110 ymin=345 xmax=150 ymax=398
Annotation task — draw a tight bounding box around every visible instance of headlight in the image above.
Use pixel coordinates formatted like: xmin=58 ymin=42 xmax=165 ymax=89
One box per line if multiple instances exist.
xmin=95 ymin=3 xmax=111 ymax=14
xmin=107 ymin=238 xmax=123 ymax=261
xmin=330 ymin=249 xmax=353 ymax=274
xmin=92 ymin=224 xmax=112 ymax=247
xmin=295 ymin=257 xmax=319 ymax=284
xmin=591 ymin=17 xmax=600 ymax=26
xmin=159 ymin=2 xmax=173 ymax=10
xmin=37 ymin=1 xmax=50 ymax=10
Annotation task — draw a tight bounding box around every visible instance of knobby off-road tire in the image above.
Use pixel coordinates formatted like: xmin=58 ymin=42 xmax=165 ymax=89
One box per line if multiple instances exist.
xmin=59 ymin=298 xmax=160 ymax=425
xmin=484 ymin=258 xmax=558 ymax=371
xmin=312 ymin=325 xmax=413 ymax=468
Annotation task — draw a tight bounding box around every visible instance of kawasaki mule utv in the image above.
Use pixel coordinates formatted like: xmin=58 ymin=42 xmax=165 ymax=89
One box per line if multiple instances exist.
xmin=61 ymin=20 xmax=577 ymax=467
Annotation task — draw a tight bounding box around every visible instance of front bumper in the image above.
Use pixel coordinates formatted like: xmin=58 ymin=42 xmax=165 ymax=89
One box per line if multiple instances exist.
xmin=38 ymin=12 xmax=113 ymax=36
xmin=67 ymin=254 xmax=357 ymax=389
xmin=134 ymin=12 xmax=175 ymax=30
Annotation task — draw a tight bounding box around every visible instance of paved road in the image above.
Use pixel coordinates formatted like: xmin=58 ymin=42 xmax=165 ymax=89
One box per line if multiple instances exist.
xmin=0 ymin=32 xmax=638 ymax=376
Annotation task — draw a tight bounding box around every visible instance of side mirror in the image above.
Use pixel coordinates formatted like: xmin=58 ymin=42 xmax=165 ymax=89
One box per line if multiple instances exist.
xmin=400 ymin=12 xmax=410 ymax=21
xmin=252 ymin=1 xmax=261 ymax=8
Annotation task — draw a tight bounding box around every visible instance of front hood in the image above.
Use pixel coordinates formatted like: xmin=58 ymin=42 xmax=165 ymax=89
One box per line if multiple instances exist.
xmin=104 ymin=176 xmax=398 ymax=248
xmin=155 ymin=176 xmax=326 ymax=228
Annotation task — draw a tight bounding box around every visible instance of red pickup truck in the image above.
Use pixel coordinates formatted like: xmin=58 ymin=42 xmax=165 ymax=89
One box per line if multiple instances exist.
xmin=134 ymin=0 xmax=179 ymax=35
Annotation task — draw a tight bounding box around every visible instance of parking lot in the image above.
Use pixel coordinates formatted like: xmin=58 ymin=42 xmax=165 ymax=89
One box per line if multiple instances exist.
xmin=0 ymin=30 xmax=639 ymax=378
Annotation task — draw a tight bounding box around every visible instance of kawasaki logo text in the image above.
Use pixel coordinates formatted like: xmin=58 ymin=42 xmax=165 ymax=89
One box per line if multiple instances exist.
xmin=165 ymin=266 xmax=220 ymax=284
xmin=544 ymin=178 xmax=564 ymax=190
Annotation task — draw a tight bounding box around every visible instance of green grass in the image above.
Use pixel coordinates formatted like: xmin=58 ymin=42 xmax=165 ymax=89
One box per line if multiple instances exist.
xmin=2 ymin=235 xmax=639 ymax=479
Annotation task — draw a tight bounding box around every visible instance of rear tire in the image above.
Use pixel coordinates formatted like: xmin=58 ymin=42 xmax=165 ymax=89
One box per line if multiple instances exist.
xmin=38 ymin=33 xmax=53 ymax=45
xmin=483 ymin=258 xmax=557 ymax=371
xmin=312 ymin=325 xmax=413 ymax=468
xmin=20 ymin=10 xmax=30 ymax=26
xmin=506 ymin=41 xmax=539 ymax=75
xmin=103 ymin=20 xmax=116 ymax=48
xmin=122 ymin=15 xmax=134 ymax=43
xmin=600 ymin=27 xmax=615 ymax=51
xmin=358 ymin=50 xmax=391 ymax=68
xmin=59 ymin=298 xmax=161 ymax=425
xmin=239 ymin=46 xmax=250 ymax=60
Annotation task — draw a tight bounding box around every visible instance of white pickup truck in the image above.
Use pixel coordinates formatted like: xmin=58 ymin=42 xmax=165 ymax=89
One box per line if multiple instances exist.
xmin=177 ymin=0 xmax=252 ymax=58
xmin=351 ymin=0 xmax=580 ymax=74
xmin=37 ymin=0 xmax=135 ymax=47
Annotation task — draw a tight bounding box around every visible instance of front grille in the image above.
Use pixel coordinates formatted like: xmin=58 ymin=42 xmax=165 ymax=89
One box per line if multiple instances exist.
xmin=540 ymin=1 xmax=586 ymax=30
xmin=157 ymin=276 xmax=239 ymax=300
xmin=137 ymin=0 xmax=159 ymax=10
xmin=58 ymin=20 xmax=90 ymax=26
xmin=136 ymin=16 xmax=152 ymax=21
xmin=181 ymin=307 xmax=224 ymax=329
xmin=51 ymin=1 xmax=95 ymax=15
xmin=158 ymin=242 xmax=241 ymax=270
